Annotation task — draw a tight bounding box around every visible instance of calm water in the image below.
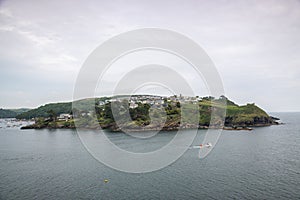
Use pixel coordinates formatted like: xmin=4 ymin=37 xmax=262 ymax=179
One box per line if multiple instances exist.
xmin=0 ymin=113 xmax=299 ymax=199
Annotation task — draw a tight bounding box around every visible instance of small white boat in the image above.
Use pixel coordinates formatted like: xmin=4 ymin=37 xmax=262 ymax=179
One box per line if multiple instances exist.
xmin=190 ymin=142 xmax=212 ymax=149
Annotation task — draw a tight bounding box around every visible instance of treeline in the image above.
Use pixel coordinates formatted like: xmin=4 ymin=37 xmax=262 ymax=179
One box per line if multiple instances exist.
xmin=16 ymin=102 xmax=72 ymax=119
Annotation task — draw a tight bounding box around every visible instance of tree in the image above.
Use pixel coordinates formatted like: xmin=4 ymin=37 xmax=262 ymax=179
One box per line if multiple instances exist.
xmin=47 ymin=110 xmax=57 ymax=122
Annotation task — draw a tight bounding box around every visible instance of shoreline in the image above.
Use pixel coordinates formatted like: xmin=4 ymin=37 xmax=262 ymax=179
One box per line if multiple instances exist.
xmin=20 ymin=123 xmax=281 ymax=131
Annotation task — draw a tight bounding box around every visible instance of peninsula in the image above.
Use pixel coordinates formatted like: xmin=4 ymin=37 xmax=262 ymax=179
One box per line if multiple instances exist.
xmin=17 ymin=95 xmax=280 ymax=131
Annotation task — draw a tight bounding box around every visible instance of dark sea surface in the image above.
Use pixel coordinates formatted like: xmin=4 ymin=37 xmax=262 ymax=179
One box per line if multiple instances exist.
xmin=0 ymin=113 xmax=299 ymax=199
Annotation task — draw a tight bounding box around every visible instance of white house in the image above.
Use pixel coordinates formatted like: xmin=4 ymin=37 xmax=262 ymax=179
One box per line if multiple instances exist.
xmin=129 ymin=102 xmax=138 ymax=109
xmin=58 ymin=113 xmax=72 ymax=121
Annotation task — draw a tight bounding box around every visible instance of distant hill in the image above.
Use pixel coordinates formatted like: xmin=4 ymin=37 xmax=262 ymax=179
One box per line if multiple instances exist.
xmin=0 ymin=109 xmax=17 ymax=118
xmin=10 ymin=108 xmax=31 ymax=115
xmin=0 ymin=108 xmax=31 ymax=118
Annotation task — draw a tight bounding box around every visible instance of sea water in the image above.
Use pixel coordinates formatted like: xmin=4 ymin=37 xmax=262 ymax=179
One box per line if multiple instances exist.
xmin=0 ymin=113 xmax=299 ymax=199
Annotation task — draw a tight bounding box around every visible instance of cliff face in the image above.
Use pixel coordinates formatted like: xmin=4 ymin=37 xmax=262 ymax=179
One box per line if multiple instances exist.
xmin=224 ymin=103 xmax=278 ymax=127
xmin=225 ymin=116 xmax=278 ymax=127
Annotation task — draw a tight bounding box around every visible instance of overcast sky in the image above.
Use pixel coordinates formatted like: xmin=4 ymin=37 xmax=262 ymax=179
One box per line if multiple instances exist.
xmin=0 ymin=0 xmax=300 ymax=112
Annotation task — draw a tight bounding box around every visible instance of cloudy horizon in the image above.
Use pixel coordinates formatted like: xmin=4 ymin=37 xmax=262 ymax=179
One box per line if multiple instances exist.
xmin=1 ymin=0 xmax=300 ymax=112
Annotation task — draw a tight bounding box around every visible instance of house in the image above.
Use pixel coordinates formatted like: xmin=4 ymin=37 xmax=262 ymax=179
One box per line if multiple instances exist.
xmin=98 ymin=101 xmax=106 ymax=106
xmin=58 ymin=113 xmax=72 ymax=121
xmin=129 ymin=102 xmax=138 ymax=109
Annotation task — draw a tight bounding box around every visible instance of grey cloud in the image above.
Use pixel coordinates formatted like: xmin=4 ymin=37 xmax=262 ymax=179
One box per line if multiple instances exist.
xmin=0 ymin=0 xmax=299 ymax=111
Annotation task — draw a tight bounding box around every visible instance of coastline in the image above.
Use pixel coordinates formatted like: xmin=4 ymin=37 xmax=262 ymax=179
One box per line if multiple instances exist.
xmin=20 ymin=122 xmax=280 ymax=131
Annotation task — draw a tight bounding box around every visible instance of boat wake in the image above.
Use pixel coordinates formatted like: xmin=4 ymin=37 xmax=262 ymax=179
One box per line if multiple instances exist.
xmin=189 ymin=142 xmax=212 ymax=149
